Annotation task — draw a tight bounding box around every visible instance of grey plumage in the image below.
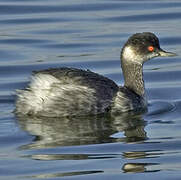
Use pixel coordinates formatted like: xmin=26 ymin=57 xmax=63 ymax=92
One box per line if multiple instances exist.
xmin=16 ymin=67 xmax=120 ymax=117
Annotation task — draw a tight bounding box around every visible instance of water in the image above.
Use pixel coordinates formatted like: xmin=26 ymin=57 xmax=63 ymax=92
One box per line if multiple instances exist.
xmin=0 ymin=0 xmax=181 ymax=179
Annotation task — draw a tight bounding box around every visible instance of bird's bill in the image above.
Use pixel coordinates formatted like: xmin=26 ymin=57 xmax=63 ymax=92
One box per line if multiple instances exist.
xmin=159 ymin=49 xmax=177 ymax=57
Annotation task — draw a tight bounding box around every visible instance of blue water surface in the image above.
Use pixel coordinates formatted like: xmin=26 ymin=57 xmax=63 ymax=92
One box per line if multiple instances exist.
xmin=0 ymin=0 xmax=181 ymax=179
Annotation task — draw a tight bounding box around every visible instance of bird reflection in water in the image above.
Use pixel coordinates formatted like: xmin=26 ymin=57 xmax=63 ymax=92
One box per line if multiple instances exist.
xmin=15 ymin=112 xmax=161 ymax=175
xmin=16 ymin=112 xmax=147 ymax=149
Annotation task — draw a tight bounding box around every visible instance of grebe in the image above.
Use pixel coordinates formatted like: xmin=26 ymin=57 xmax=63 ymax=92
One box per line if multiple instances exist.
xmin=15 ymin=32 xmax=176 ymax=117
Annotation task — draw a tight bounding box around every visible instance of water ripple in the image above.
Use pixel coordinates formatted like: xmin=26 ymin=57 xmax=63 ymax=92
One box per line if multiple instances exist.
xmin=0 ymin=17 xmax=66 ymax=25
xmin=106 ymin=12 xmax=181 ymax=22
xmin=1 ymin=0 xmax=181 ymax=179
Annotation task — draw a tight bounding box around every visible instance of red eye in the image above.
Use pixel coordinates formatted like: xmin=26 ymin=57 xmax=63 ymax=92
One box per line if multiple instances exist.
xmin=148 ymin=46 xmax=154 ymax=52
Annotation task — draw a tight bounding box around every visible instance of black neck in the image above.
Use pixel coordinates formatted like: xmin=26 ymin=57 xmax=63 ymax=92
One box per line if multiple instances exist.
xmin=121 ymin=61 xmax=145 ymax=96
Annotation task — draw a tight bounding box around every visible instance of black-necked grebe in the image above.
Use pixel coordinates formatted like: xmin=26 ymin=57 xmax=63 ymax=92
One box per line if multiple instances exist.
xmin=15 ymin=32 xmax=176 ymax=117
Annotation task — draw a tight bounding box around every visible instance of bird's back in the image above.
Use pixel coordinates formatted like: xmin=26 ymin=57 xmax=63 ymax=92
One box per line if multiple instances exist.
xmin=16 ymin=67 xmax=119 ymax=117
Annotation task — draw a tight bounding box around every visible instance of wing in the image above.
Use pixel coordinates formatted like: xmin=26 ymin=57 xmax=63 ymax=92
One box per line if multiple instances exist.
xmin=33 ymin=67 xmax=119 ymax=104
